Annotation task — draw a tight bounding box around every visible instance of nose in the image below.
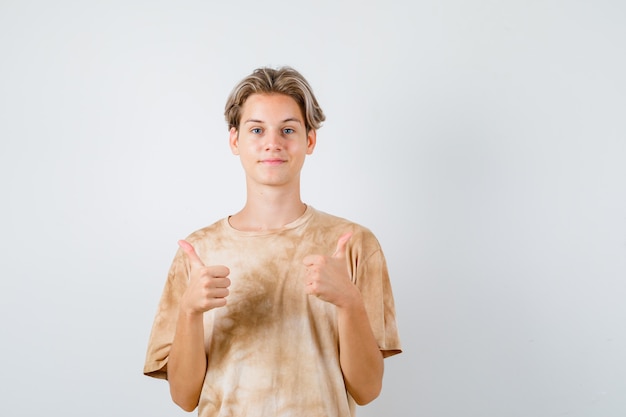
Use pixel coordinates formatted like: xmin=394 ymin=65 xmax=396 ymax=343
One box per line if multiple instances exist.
xmin=264 ymin=129 xmax=283 ymax=150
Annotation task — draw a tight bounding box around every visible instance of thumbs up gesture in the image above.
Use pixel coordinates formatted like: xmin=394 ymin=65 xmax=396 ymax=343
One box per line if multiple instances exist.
xmin=302 ymin=232 xmax=358 ymax=307
xmin=178 ymin=240 xmax=231 ymax=315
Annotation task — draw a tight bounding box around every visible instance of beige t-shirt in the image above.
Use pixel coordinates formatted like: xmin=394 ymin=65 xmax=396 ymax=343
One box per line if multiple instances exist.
xmin=144 ymin=206 xmax=401 ymax=417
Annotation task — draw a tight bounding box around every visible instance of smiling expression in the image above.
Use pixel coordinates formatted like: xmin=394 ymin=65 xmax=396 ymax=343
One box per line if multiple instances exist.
xmin=229 ymin=93 xmax=316 ymax=190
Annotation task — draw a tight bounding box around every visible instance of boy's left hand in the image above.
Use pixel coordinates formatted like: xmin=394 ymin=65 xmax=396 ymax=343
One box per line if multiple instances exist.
xmin=302 ymin=232 xmax=359 ymax=307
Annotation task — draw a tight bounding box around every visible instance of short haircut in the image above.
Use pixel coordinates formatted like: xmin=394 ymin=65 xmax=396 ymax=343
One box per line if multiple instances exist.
xmin=224 ymin=66 xmax=326 ymax=132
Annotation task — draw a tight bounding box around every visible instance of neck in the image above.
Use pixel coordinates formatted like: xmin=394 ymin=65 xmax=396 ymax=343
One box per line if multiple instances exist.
xmin=229 ymin=185 xmax=307 ymax=232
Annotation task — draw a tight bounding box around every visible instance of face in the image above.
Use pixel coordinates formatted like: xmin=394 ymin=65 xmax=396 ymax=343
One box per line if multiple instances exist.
xmin=229 ymin=93 xmax=316 ymax=190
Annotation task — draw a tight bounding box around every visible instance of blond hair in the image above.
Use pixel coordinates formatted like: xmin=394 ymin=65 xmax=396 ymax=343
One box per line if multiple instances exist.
xmin=224 ymin=66 xmax=325 ymax=132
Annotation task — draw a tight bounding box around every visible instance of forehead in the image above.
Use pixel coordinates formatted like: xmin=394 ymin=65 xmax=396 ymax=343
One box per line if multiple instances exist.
xmin=241 ymin=93 xmax=304 ymax=121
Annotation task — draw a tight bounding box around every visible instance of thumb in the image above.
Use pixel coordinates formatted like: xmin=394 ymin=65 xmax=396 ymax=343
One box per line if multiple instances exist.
xmin=332 ymin=232 xmax=353 ymax=259
xmin=178 ymin=240 xmax=205 ymax=268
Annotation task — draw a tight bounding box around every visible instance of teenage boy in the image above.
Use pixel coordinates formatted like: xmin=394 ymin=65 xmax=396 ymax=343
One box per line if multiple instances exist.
xmin=144 ymin=66 xmax=401 ymax=417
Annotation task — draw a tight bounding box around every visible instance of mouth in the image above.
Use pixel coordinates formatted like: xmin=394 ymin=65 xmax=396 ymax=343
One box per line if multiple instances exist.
xmin=259 ymin=159 xmax=286 ymax=166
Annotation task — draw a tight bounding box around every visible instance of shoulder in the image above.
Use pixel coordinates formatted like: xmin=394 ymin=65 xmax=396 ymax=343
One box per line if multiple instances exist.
xmin=309 ymin=207 xmax=364 ymax=229
xmin=182 ymin=217 xmax=229 ymax=246
xmin=309 ymin=207 xmax=382 ymax=252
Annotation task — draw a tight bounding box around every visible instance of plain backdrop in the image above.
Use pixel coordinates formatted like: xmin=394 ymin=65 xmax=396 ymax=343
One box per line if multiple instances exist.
xmin=1 ymin=1 xmax=625 ymax=416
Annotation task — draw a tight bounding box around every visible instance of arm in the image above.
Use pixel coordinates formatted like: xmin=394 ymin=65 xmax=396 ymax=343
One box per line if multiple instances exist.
xmin=336 ymin=289 xmax=384 ymax=404
xmin=167 ymin=310 xmax=207 ymax=411
xmin=303 ymin=233 xmax=384 ymax=405
xmin=167 ymin=240 xmax=231 ymax=411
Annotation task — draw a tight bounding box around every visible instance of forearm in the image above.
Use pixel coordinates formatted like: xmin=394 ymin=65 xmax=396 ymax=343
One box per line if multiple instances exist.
xmin=337 ymin=294 xmax=384 ymax=405
xmin=167 ymin=310 xmax=207 ymax=411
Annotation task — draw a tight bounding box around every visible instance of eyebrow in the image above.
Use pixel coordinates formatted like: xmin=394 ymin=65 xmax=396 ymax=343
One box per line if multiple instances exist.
xmin=243 ymin=118 xmax=303 ymax=125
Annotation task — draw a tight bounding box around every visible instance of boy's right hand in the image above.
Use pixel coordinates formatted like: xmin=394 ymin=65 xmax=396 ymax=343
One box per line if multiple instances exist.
xmin=178 ymin=240 xmax=231 ymax=314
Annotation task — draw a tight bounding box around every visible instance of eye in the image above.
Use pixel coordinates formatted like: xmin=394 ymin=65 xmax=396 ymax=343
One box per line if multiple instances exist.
xmin=283 ymin=128 xmax=295 ymax=134
xmin=251 ymin=128 xmax=262 ymax=134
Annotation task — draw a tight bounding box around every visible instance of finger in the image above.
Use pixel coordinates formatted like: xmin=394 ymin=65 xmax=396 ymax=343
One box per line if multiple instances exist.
xmin=178 ymin=239 xmax=205 ymax=267
xmin=208 ymin=287 xmax=230 ymax=298
xmin=207 ymin=268 xmax=231 ymax=282
xmin=332 ymin=232 xmax=352 ymax=258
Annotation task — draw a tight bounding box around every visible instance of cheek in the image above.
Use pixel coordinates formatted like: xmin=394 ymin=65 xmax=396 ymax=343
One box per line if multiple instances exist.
xmin=238 ymin=140 xmax=261 ymax=154
xmin=291 ymin=141 xmax=310 ymax=154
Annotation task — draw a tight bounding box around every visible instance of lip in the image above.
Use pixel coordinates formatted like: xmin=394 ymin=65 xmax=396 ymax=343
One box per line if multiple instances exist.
xmin=259 ymin=159 xmax=286 ymax=166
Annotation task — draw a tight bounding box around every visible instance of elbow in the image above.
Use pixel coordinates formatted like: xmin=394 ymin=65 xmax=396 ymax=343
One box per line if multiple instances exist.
xmin=345 ymin=353 xmax=385 ymax=405
xmin=351 ymin=381 xmax=382 ymax=406
xmin=178 ymin=403 xmax=198 ymax=413
xmin=171 ymin=395 xmax=199 ymax=412
xmin=169 ymin=384 xmax=200 ymax=412
xmin=352 ymin=389 xmax=380 ymax=405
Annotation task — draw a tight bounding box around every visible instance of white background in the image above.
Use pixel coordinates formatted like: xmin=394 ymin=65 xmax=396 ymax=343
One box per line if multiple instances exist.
xmin=1 ymin=1 xmax=625 ymax=416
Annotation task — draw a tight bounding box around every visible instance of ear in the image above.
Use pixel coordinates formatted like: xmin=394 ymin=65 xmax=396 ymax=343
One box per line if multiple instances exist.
xmin=229 ymin=127 xmax=239 ymax=155
xmin=306 ymin=129 xmax=317 ymax=155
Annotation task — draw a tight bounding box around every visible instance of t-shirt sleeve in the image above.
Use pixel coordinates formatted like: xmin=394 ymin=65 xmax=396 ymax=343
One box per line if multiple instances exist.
xmin=143 ymin=249 xmax=189 ymax=379
xmin=351 ymin=234 xmax=402 ymax=358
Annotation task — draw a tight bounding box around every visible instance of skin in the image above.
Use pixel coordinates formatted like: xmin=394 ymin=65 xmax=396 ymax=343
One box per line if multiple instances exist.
xmin=167 ymin=93 xmax=384 ymax=411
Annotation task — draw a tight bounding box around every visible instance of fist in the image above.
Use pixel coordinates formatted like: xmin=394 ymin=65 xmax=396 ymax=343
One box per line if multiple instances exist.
xmin=178 ymin=240 xmax=231 ymax=314
xmin=302 ymin=232 xmax=359 ymax=307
